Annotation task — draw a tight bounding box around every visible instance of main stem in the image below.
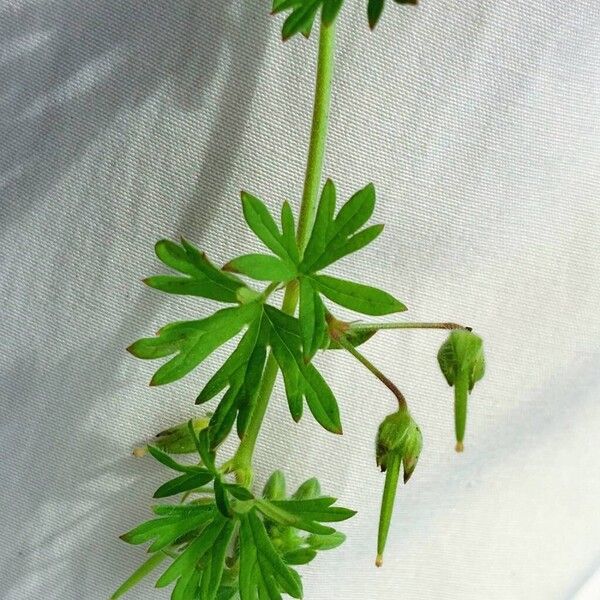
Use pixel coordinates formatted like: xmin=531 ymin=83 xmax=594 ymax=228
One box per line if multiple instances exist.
xmin=232 ymin=22 xmax=337 ymax=482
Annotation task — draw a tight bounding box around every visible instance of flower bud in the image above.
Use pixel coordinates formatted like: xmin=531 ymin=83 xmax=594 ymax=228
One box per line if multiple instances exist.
xmin=262 ymin=470 xmax=287 ymax=501
xmin=135 ymin=416 xmax=210 ymax=456
xmin=293 ymin=477 xmax=321 ymax=500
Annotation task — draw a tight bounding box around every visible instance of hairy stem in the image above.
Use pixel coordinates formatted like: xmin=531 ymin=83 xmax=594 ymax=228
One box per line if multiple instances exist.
xmin=352 ymin=321 xmax=471 ymax=332
xmin=336 ymin=334 xmax=407 ymax=410
xmin=232 ymin=22 xmax=337 ymax=483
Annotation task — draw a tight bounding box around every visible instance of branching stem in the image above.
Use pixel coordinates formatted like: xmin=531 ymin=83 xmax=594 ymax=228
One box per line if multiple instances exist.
xmin=231 ymin=22 xmax=337 ymax=484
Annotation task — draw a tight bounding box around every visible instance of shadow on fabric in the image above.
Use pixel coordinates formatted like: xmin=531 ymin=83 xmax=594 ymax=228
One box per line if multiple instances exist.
xmin=0 ymin=1 xmax=271 ymax=597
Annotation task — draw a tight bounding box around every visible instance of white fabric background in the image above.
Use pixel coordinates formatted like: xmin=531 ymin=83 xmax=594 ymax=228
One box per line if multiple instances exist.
xmin=1 ymin=1 xmax=599 ymax=598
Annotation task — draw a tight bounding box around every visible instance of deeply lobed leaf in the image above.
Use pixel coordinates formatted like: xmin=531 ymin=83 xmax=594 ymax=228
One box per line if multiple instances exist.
xmin=300 ymin=180 xmax=380 ymax=273
xmin=122 ymin=512 xmax=215 ymax=552
xmin=224 ymin=253 xmax=297 ymax=282
xmin=146 ymin=239 xmax=246 ymax=303
xmin=293 ymin=179 xmax=406 ymax=357
xmin=128 ymin=302 xmax=261 ymax=386
xmin=264 ymin=305 xmax=342 ymax=433
xmin=197 ymin=315 xmax=269 ymax=445
xmin=241 ymin=191 xmax=297 ymax=265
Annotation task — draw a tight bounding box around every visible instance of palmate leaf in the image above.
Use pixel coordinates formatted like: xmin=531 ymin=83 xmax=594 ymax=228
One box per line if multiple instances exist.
xmin=294 ymin=179 xmax=406 ymax=357
xmin=257 ymin=496 xmax=355 ymax=536
xmin=269 ymin=497 xmax=356 ymax=523
xmin=197 ymin=304 xmax=341 ymax=436
xmin=197 ymin=521 xmax=237 ymax=599
xmin=256 ymin=500 xmax=335 ymax=536
xmin=300 ymin=179 xmax=379 ymax=273
xmin=241 ymin=191 xmax=297 ymax=266
xmin=128 ymin=301 xmax=261 ymax=386
xmin=116 ymin=471 xmax=353 ymax=599
xmin=260 ymin=472 xmax=352 ymax=569
xmin=120 ymin=506 xmax=216 ymax=551
xmin=156 ymin=515 xmax=234 ymax=591
xmin=118 ymin=503 xmax=238 ymax=599
xmin=145 ymin=239 xmax=246 ymax=303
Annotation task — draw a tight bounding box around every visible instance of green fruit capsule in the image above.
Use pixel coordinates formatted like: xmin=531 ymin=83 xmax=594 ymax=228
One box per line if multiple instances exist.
xmin=375 ymin=408 xmax=423 ymax=566
xmin=437 ymin=330 xmax=485 ymax=451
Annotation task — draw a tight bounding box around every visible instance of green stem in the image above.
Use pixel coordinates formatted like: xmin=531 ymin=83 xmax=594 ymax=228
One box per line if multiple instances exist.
xmin=232 ymin=22 xmax=337 ymax=483
xmin=376 ymin=452 xmax=401 ymax=567
xmin=352 ymin=321 xmax=471 ymax=332
xmin=296 ymin=20 xmax=336 ymax=253
xmin=336 ymin=335 xmax=407 ymax=410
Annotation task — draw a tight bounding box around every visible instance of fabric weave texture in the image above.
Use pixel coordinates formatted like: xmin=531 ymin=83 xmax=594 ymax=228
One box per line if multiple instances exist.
xmin=1 ymin=1 xmax=599 ymax=598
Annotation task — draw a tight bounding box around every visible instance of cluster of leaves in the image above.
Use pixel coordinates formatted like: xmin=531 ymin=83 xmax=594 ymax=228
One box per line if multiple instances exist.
xmin=128 ymin=179 xmax=406 ymax=440
xmin=272 ymin=0 xmax=418 ymax=40
xmin=261 ymin=471 xmax=347 ymax=566
xmin=114 ymin=423 xmax=354 ymax=599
